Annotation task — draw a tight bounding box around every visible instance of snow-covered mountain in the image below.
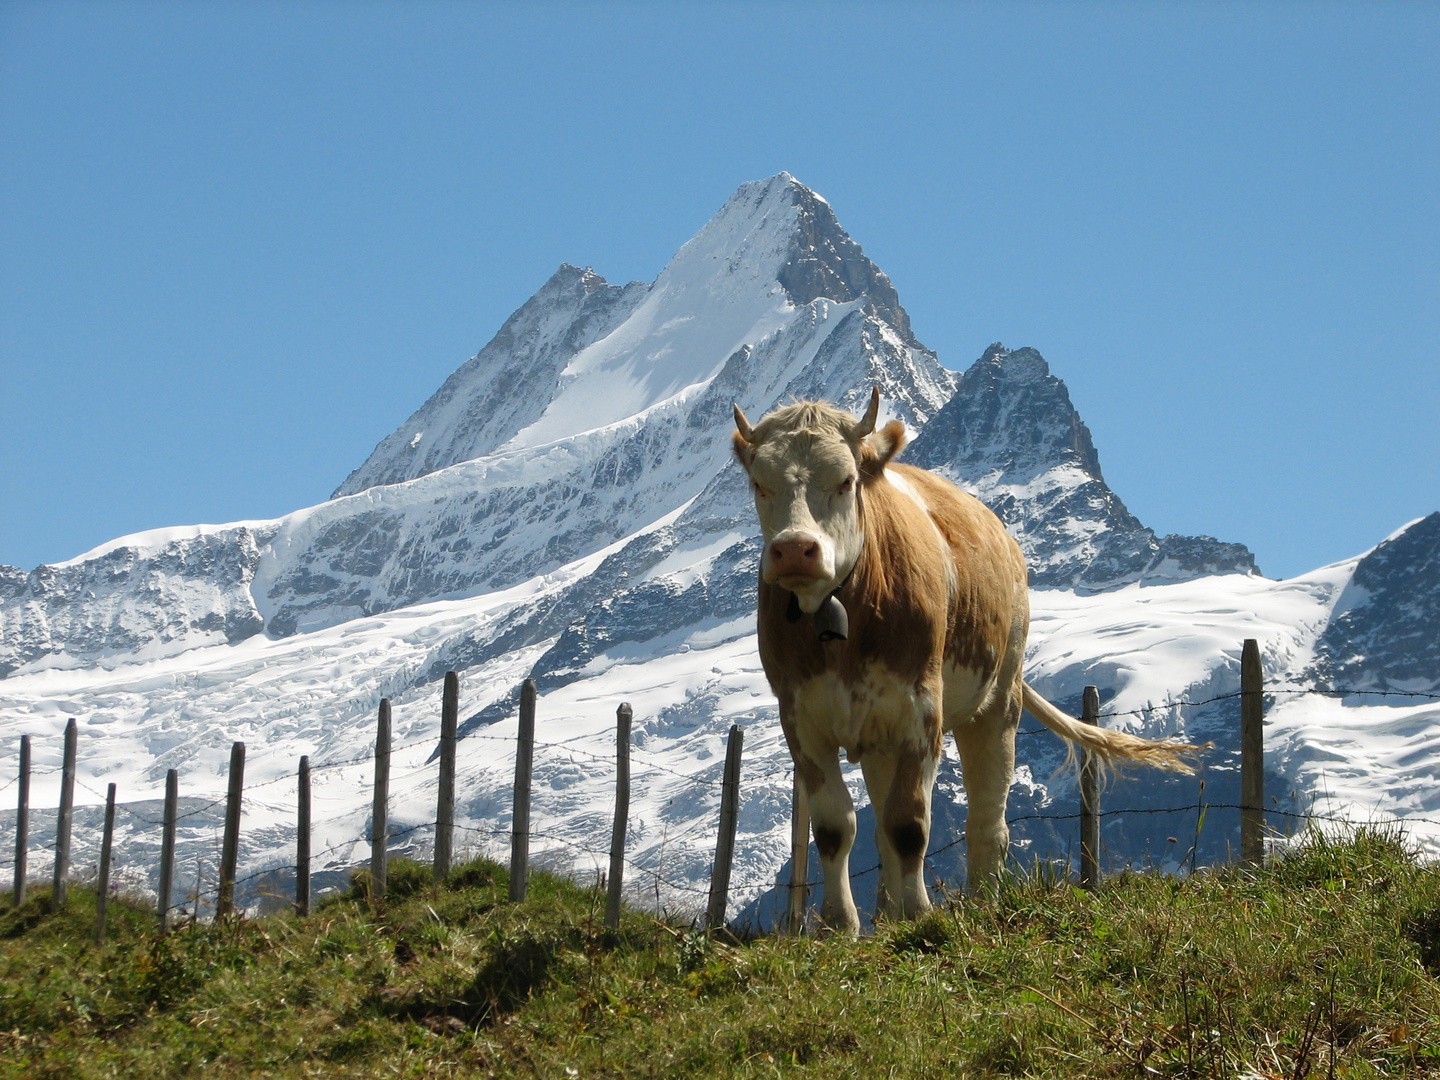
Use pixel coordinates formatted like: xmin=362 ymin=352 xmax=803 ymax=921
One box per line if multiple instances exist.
xmin=1 ymin=175 xmax=1435 ymax=923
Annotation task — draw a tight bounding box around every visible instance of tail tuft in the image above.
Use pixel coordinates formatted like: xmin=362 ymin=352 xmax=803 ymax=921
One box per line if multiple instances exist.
xmin=1021 ymin=682 xmax=1209 ymax=775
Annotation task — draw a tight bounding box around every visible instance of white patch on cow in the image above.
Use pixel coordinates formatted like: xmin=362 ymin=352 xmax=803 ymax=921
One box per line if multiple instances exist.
xmin=891 ymin=469 xmax=959 ymax=604
xmin=854 ymin=667 xmax=935 ymax=757
xmin=791 ymin=672 xmax=853 ymax=753
xmin=941 ymin=662 xmax=996 ymax=730
xmin=885 ymin=467 xmax=927 ymax=511
xmin=791 ymin=665 xmax=933 ymax=759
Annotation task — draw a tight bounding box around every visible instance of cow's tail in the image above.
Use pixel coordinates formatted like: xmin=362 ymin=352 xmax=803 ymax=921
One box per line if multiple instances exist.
xmin=1021 ymin=682 xmax=1207 ymax=775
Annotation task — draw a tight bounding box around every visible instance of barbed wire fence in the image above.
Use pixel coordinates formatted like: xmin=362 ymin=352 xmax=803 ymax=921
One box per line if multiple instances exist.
xmin=4 ymin=638 xmax=1439 ymax=940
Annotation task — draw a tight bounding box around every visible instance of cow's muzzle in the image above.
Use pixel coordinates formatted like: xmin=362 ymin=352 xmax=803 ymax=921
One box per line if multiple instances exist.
xmin=767 ymin=534 xmax=825 ymax=583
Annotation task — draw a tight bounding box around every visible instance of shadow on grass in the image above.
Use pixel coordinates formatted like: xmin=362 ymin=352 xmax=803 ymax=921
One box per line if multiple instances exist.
xmin=378 ymin=927 xmax=568 ymax=1029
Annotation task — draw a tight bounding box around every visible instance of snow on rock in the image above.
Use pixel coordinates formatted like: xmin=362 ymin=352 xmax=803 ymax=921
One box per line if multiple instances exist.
xmin=0 ymin=527 xmax=274 ymax=677
xmin=2 ymin=174 xmax=957 ymax=667
xmin=6 ymin=543 xmax=1437 ymax=923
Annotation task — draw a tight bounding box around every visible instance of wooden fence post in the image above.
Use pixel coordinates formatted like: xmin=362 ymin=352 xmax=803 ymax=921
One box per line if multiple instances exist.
xmin=157 ymin=769 xmax=178 ymax=931
xmin=605 ymin=703 xmax=632 ymax=930
xmin=51 ymin=718 xmax=77 ymax=911
xmin=1240 ymin=638 xmax=1265 ymax=866
xmin=371 ymin=700 xmax=391 ymax=906
xmin=13 ymin=734 xmax=29 ymax=907
xmin=706 ymin=724 xmax=744 ymax=931
xmin=509 ymin=679 xmax=536 ymax=903
xmin=786 ymin=770 xmax=810 ymax=935
xmin=1079 ymin=685 xmax=1101 ymax=889
xmin=433 ymin=672 xmax=458 ymax=881
xmin=296 ymin=756 xmax=311 ymax=917
xmin=216 ymin=741 xmax=245 ymax=917
xmin=193 ymin=852 xmax=205 ymax=920
xmin=93 ymin=783 xmax=117 ymax=944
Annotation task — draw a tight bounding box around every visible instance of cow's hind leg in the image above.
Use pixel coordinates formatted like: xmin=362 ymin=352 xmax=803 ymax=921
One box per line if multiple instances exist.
xmin=802 ymin=753 xmax=860 ymax=934
xmin=859 ymin=752 xmax=897 ymax=918
xmin=861 ymin=747 xmax=937 ymax=921
xmin=951 ymin=677 xmax=1022 ymax=891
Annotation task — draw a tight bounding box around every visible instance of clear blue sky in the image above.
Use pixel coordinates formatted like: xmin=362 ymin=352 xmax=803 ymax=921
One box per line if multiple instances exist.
xmin=2 ymin=1 xmax=1436 ymax=580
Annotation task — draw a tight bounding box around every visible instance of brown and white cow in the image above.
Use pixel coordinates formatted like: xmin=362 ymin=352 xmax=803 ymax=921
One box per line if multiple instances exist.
xmin=732 ymin=387 xmax=1201 ymax=933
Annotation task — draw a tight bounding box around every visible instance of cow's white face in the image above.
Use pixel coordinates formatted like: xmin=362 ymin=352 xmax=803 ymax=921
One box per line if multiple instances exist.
xmin=744 ymin=429 xmax=863 ymax=614
xmin=733 ymin=391 xmax=901 ymax=616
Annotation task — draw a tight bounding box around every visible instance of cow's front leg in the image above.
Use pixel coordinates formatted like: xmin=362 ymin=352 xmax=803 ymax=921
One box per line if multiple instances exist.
xmin=861 ymin=747 xmax=937 ymax=920
xmin=801 ymin=752 xmax=860 ymax=934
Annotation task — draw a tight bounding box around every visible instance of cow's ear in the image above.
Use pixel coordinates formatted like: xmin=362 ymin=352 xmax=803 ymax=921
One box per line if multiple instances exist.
xmin=861 ymin=420 xmax=907 ymax=477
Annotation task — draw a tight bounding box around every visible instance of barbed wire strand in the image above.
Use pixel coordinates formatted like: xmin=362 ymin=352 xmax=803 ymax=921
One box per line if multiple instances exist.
xmin=9 ymin=791 xmax=1440 ymax=912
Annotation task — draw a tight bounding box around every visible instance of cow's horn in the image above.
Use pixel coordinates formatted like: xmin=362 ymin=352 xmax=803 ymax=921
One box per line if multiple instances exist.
xmin=853 ymin=385 xmax=881 ymax=438
xmin=733 ymin=403 xmax=755 ymax=443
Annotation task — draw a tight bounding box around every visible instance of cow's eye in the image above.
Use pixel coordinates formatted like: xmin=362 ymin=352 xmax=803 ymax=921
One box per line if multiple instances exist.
xmin=753 ymin=482 xmax=771 ymax=499
xmin=838 ymin=477 xmax=855 ymax=495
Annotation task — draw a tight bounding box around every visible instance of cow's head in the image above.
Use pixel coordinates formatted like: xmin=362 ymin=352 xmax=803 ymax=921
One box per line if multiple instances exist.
xmin=732 ymin=386 xmax=906 ymax=614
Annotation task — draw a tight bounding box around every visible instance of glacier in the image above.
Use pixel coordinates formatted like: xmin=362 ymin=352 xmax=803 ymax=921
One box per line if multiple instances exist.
xmin=1 ymin=173 xmax=1437 ymax=924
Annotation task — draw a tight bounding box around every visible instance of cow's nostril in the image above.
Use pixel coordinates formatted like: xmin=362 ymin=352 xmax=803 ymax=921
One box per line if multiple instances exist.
xmin=771 ymin=537 xmax=820 ymax=573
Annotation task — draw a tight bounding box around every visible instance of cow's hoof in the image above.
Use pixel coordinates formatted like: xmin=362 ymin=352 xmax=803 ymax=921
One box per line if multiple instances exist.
xmin=819 ymin=906 xmax=862 ymax=936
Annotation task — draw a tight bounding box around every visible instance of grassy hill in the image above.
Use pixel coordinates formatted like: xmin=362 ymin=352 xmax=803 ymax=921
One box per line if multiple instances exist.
xmin=2 ymin=828 xmax=1439 ymax=1078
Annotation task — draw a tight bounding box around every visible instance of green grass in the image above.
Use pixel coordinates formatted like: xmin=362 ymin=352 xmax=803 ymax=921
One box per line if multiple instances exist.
xmin=2 ymin=827 xmax=1439 ymax=1078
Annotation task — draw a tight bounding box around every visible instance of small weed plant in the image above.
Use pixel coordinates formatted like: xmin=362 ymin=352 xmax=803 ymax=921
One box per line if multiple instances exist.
xmin=1 ymin=828 xmax=1438 ymax=1077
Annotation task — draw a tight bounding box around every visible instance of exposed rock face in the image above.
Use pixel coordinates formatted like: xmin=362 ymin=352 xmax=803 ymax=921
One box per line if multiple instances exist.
xmin=0 ymin=529 xmax=271 ymax=677
xmin=907 ymin=344 xmax=1258 ymax=590
xmin=908 ymin=344 xmax=1102 ymax=481
xmin=1312 ymin=512 xmax=1440 ymax=692
xmin=777 ymin=182 xmax=919 ymax=349
xmin=0 ymin=565 xmax=25 ymax=601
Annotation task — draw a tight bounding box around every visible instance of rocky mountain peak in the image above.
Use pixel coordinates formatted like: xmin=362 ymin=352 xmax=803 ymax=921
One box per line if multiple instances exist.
xmin=973 ymin=341 xmax=1050 ymax=383
xmin=776 ymin=178 xmax=919 ymax=350
xmin=336 ymin=174 xmax=928 ymax=500
xmin=907 ymin=343 xmax=1255 ymax=590
xmin=908 ymin=343 xmax=1104 ymax=485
